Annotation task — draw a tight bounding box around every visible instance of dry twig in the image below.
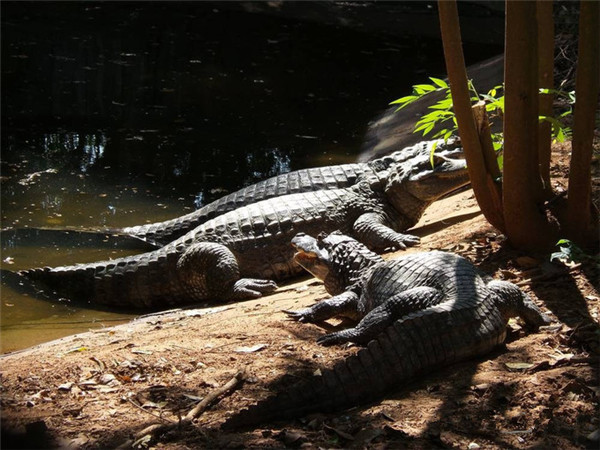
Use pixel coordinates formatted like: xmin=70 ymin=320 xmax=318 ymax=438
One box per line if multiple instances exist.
xmin=129 ymin=368 xmax=247 ymax=446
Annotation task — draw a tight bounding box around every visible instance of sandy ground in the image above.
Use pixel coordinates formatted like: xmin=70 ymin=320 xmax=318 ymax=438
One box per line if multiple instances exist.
xmin=1 ymin=146 xmax=598 ymax=449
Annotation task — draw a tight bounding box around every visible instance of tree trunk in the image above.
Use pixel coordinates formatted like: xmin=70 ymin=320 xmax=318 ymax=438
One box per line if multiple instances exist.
xmin=437 ymin=0 xmax=505 ymax=232
xmin=537 ymin=0 xmax=554 ymax=194
xmin=503 ymin=0 xmax=558 ymax=250
xmin=567 ymin=0 xmax=600 ymax=247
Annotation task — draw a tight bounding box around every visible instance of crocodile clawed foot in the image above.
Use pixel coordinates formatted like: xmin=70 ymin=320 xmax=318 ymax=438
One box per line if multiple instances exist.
xmin=390 ymin=233 xmax=420 ymax=251
xmin=232 ymin=278 xmax=278 ymax=299
xmin=316 ymin=331 xmax=349 ymax=346
xmin=283 ymin=308 xmax=314 ymax=323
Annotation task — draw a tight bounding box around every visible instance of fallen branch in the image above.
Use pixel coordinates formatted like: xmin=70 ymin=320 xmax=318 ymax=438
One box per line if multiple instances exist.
xmin=184 ymin=367 xmax=247 ymax=421
xmin=130 ymin=368 xmax=247 ymax=445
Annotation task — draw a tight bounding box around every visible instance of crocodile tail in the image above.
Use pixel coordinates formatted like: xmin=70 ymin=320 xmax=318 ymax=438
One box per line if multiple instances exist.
xmin=120 ymin=215 xmax=202 ymax=248
xmin=17 ymin=250 xmax=174 ymax=308
xmin=18 ymin=265 xmax=98 ymax=302
xmin=222 ymin=304 xmax=508 ymax=429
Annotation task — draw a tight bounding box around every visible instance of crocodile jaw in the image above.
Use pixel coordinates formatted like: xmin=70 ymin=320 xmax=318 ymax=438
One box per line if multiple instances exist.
xmin=291 ymin=233 xmax=331 ymax=281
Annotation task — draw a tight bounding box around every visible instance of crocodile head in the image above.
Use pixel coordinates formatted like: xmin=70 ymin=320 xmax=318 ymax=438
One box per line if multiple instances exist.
xmin=393 ymin=147 xmax=469 ymax=200
xmin=381 ymin=147 xmax=470 ymax=225
xmin=368 ymin=138 xmax=462 ymax=172
xmin=487 ymin=280 xmax=552 ymax=330
xmin=292 ymin=232 xmax=383 ymax=295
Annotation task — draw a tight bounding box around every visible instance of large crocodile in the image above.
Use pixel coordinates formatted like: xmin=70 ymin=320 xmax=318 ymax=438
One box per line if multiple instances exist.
xmin=18 ymin=153 xmax=468 ymax=309
xmin=222 ymin=232 xmax=550 ymax=428
xmin=118 ymin=139 xmax=462 ymax=247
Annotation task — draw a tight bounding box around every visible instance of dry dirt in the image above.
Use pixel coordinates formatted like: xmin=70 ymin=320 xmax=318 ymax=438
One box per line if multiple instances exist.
xmin=1 ymin=144 xmax=598 ymax=449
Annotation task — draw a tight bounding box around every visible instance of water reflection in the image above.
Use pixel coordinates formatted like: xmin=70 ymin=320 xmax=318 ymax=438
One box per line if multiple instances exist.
xmin=42 ymin=132 xmax=106 ymax=172
xmin=245 ymin=147 xmax=291 ymax=184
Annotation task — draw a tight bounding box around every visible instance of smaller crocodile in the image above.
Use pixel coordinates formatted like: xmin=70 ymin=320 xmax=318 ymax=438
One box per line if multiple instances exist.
xmin=118 ymin=138 xmax=463 ymax=247
xmin=222 ymin=233 xmax=550 ymax=428
xmin=17 ymin=151 xmax=468 ymax=309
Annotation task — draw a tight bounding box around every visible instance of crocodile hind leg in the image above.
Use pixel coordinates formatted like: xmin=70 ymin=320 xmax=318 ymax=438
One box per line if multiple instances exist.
xmin=284 ymin=290 xmax=361 ymax=322
xmin=352 ymin=212 xmax=420 ymax=251
xmin=317 ymin=286 xmax=444 ymax=346
xmin=177 ymin=242 xmax=277 ymax=301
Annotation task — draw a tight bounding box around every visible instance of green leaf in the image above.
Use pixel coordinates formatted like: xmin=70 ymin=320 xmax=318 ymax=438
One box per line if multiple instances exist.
xmin=496 ymin=153 xmax=504 ymax=170
xmin=414 ymin=121 xmax=432 ymax=133
xmin=429 ymin=77 xmax=448 ymax=89
xmin=390 ymin=95 xmax=418 ymax=106
xmin=421 ymin=110 xmax=453 ymax=121
xmin=443 ymin=130 xmax=454 ymax=142
xmin=413 ymin=84 xmax=437 ymax=93
xmin=429 ymin=140 xmax=439 ymax=168
xmin=423 ymin=122 xmax=435 ymax=136
xmin=559 ymin=109 xmax=572 ymax=118
xmin=429 ymin=98 xmax=453 ymax=110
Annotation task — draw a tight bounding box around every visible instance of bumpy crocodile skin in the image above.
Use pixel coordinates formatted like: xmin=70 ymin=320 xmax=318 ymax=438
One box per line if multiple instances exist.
xmin=19 ymin=151 xmax=468 ymax=308
xmin=120 ymin=138 xmax=463 ymax=246
xmin=223 ymin=234 xmax=550 ymax=429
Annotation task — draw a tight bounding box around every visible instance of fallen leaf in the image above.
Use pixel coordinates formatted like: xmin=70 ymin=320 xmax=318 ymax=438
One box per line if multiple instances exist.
xmin=234 ymin=344 xmax=267 ymax=353
xmin=549 ymin=352 xmax=574 ymax=361
xmin=131 ymin=349 xmax=153 ymax=355
xmin=505 ymin=362 xmax=535 ymax=371
xmin=64 ymin=346 xmax=90 ymax=354
xmin=90 ymin=357 xmax=106 ymax=371
xmin=99 ymin=374 xmax=117 ymax=384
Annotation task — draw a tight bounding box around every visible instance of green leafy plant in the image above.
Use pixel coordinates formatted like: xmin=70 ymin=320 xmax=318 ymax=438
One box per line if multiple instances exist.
xmin=390 ymin=81 xmax=574 ymax=148
xmin=390 ymin=79 xmax=505 ymax=168
xmin=550 ymin=238 xmax=599 ymax=264
xmin=390 ymin=78 xmax=504 ymax=143
xmin=539 ymin=88 xmax=575 ymax=143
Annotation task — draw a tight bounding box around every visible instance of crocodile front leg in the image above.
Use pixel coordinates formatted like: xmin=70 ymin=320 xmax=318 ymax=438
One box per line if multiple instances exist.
xmin=352 ymin=212 xmax=420 ymax=251
xmin=177 ymin=242 xmax=277 ymax=300
xmin=317 ymin=286 xmax=444 ymax=346
xmin=284 ymin=290 xmax=361 ymax=322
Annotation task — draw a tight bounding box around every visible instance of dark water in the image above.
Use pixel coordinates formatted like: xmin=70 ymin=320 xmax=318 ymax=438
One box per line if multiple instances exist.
xmin=0 ymin=2 xmax=500 ymax=352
